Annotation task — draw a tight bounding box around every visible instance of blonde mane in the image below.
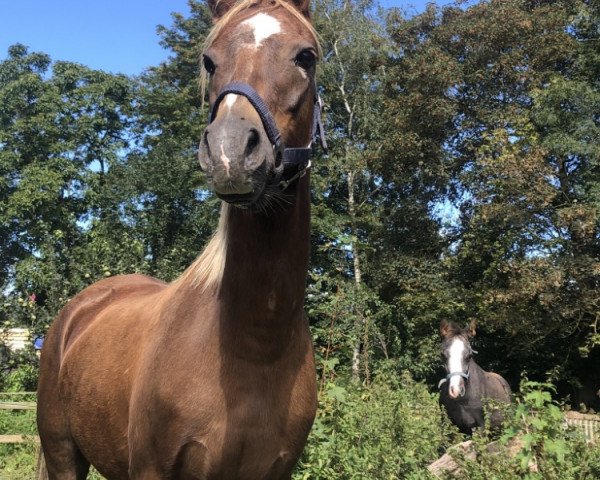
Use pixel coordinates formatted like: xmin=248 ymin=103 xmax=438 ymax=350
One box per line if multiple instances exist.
xmin=200 ymin=0 xmax=322 ymax=106
xmin=173 ymin=203 xmax=230 ymax=292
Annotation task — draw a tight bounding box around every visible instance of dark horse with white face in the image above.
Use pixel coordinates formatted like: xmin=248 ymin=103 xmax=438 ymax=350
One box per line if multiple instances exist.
xmin=438 ymin=320 xmax=511 ymax=435
xmin=37 ymin=1 xmax=324 ymax=478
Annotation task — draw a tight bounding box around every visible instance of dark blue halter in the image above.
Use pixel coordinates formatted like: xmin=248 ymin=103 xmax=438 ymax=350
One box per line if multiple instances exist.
xmin=209 ymin=82 xmax=327 ymax=191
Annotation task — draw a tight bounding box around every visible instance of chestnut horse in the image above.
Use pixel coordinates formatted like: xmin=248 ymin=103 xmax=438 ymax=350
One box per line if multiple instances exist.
xmin=438 ymin=320 xmax=512 ymax=435
xmin=37 ymin=0 xmax=324 ymax=478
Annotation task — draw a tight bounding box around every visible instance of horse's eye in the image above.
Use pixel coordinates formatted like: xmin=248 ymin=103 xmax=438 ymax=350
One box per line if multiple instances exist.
xmin=294 ymin=49 xmax=316 ymax=71
xmin=203 ymin=55 xmax=216 ymax=75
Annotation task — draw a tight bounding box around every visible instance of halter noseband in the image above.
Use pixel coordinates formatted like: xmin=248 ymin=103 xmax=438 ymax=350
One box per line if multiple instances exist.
xmin=209 ymin=82 xmax=327 ymax=191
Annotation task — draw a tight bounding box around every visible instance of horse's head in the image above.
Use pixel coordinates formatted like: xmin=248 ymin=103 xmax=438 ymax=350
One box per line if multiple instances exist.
xmin=439 ymin=319 xmax=477 ymax=399
xmin=199 ymin=0 xmax=321 ymax=209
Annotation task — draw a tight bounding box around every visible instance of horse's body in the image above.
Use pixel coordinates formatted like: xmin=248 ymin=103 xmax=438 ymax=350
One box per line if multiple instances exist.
xmin=439 ymin=357 xmax=511 ymax=435
xmin=438 ymin=320 xmax=511 ymax=435
xmin=37 ymin=1 xmax=322 ymax=478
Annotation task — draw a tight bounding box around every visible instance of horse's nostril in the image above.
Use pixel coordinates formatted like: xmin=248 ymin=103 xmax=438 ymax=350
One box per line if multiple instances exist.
xmin=245 ymin=128 xmax=260 ymax=156
xmin=202 ymin=130 xmax=213 ymax=159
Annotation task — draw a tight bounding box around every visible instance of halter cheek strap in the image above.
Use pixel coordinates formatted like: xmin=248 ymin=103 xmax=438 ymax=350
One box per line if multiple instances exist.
xmin=209 ymin=82 xmax=327 ymax=191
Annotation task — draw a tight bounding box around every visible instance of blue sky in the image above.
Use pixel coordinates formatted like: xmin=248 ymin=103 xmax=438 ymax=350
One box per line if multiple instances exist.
xmin=0 ymin=0 xmax=454 ymax=75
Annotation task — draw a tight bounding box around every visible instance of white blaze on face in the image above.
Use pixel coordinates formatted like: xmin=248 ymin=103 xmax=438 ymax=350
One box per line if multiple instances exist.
xmin=219 ymin=143 xmax=231 ymax=176
xmin=448 ymin=338 xmax=465 ymax=396
xmin=241 ymin=13 xmax=282 ymax=48
xmin=224 ymin=93 xmax=238 ymax=111
xmin=221 ymin=14 xmax=281 ymax=115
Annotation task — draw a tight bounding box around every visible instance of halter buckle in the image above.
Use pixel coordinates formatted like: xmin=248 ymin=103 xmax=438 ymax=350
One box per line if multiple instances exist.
xmin=278 ymin=160 xmax=311 ymax=191
xmin=273 ymin=140 xmax=285 ymax=168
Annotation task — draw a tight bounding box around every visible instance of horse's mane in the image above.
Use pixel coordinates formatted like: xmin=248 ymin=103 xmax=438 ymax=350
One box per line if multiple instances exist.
xmin=173 ymin=203 xmax=230 ymax=292
xmin=200 ymin=0 xmax=322 ymax=106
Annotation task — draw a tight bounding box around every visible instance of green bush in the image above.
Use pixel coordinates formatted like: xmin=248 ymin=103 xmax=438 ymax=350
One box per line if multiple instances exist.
xmin=454 ymin=380 xmax=600 ymax=480
xmin=295 ymin=370 xmax=461 ymax=479
xmin=2 ymin=361 xmax=38 ymax=393
xmin=2 ymin=377 xmax=599 ymax=479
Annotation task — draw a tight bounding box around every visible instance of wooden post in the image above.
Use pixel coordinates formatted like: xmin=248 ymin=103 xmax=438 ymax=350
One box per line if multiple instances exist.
xmin=36 ymin=445 xmax=48 ymax=480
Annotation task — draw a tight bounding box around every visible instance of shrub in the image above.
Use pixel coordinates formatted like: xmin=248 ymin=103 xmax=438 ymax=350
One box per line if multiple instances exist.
xmin=295 ymin=370 xmax=461 ymax=479
xmin=454 ymin=380 xmax=600 ymax=480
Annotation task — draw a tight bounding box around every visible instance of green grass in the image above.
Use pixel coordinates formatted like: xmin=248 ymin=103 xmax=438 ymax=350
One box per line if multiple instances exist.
xmin=0 ymin=406 xmax=105 ymax=479
xmin=0 ymin=407 xmax=38 ymax=480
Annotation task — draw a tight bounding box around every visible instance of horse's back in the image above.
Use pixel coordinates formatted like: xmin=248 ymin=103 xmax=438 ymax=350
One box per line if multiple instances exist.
xmin=485 ymin=371 xmax=512 ymax=403
xmin=45 ymin=274 xmax=166 ymax=362
xmin=37 ymin=273 xmax=167 ymax=478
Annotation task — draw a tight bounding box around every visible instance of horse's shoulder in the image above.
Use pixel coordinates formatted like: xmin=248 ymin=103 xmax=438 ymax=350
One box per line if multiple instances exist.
xmin=49 ymin=274 xmax=167 ymax=357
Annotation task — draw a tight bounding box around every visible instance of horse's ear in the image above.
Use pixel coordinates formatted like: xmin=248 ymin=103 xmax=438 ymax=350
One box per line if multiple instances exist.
xmin=440 ymin=320 xmax=451 ymax=338
xmin=285 ymin=0 xmax=311 ymax=17
xmin=468 ymin=319 xmax=477 ymax=337
xmin=207 ymin=0 xmax=238 ymax=20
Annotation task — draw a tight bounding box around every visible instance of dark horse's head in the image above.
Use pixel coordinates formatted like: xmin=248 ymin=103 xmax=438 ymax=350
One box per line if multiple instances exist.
xmin=198 ymin=0 xmax=320 ymax=210
xmin=439 ymin=319 xmax=477 ymax=399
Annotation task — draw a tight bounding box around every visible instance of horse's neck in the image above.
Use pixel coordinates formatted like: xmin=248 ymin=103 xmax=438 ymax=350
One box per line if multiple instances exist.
xmin=465 ymin=359 xmax=485 ymax=398
xmin=218 ymin=177 xmax=310 ymax=339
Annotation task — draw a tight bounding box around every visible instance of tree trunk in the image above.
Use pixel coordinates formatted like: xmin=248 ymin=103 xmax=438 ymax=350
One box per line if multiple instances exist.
xmin=348 ymin=169 xmax=365 ymax=381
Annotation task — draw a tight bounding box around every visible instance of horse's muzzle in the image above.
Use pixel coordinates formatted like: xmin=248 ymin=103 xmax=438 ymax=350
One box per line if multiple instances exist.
xmin=198 ymin=116 xmax=274 ymax=206
xmin=449 ymin=382 xmax=466 ymax=399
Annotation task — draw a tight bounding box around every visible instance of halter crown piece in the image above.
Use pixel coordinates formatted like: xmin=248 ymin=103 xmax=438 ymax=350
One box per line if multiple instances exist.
xmin=209 ymin=82 xmax=327 ymax=191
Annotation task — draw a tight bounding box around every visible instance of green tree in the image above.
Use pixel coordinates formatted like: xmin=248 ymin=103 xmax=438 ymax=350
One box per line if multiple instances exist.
xmin=119 ymin=0 xmax=217 ymax=280
xmin=0 ymin=45 xmax=134 ymax=321
xmin=379 ymin=0 xmax=600 ymax=391
xmin=309 ymin=0 xmax=393 ymax=383
xmin=370 ymin=2 xmax=466 ymax=379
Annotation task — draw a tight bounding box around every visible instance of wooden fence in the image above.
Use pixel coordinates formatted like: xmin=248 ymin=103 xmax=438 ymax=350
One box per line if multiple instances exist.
xmin=565 ymin=410 xmax=600 ymax=444
xmin=0 ymin=391 xmax=46 ymax=479
xmin=0 ymin=391 xmax=39 ymax=444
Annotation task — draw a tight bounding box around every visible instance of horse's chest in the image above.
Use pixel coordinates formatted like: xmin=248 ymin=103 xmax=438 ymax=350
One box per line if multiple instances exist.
xmin=157 ymin=361 xmax=316 ymax=479
xmin=178 ymin=404 xmax=307 ymax=479
xmin=442 ymin=395 xmax=484 ymax=431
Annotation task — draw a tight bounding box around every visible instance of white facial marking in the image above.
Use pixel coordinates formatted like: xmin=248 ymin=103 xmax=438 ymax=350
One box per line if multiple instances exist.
xmin=448 ymin=338 xmax=465 ymax=393
xmin=241 ymin=13 xmax=281 ymax=48
xmin=224 ymin=94 xmax=238 ymax=110
xmin=220 ymin=143 xmax=231 ymax=176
